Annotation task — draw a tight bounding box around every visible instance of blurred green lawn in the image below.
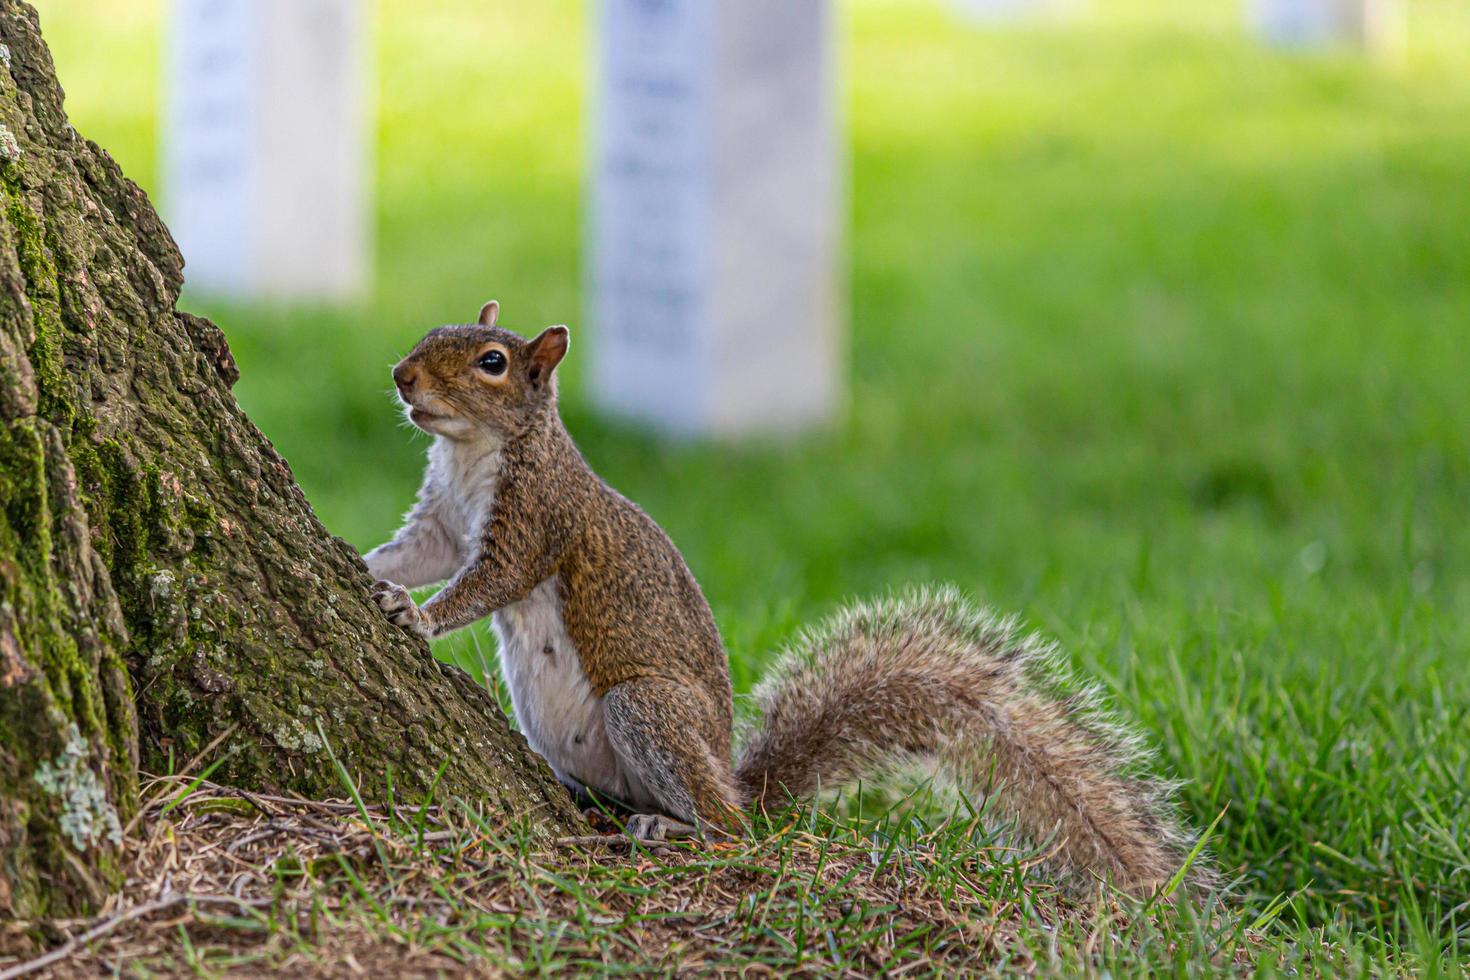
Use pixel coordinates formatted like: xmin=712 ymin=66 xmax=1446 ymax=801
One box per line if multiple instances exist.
xmin=37 ymin=0 xmax=1470 ymax=964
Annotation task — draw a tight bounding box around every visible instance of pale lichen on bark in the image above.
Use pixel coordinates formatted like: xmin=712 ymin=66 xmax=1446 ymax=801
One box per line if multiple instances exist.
xmin=33 ymin=723 xmax=123 ymax=850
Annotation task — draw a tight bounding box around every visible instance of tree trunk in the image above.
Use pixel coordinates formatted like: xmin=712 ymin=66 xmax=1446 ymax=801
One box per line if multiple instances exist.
xmin=0 ymin=0 xmax=581 ymax=920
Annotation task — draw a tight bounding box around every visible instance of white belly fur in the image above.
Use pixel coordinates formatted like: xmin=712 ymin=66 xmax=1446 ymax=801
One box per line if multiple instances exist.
xmin=492 ymin=577 xmax=652 ymax=808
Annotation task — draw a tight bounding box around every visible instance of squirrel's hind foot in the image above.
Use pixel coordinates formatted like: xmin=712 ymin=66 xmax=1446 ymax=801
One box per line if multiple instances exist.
xmin=624 ymin=813 xmax=698 ymax=842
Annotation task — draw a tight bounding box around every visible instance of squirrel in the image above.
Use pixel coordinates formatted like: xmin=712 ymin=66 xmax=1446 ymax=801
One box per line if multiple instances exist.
xmin=363 ymin=301 xmax=1204 ymax=895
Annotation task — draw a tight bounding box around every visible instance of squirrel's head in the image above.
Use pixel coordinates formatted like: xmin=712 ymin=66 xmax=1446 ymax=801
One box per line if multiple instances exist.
xmin=391 ymin=300 xmax=569 ymax=442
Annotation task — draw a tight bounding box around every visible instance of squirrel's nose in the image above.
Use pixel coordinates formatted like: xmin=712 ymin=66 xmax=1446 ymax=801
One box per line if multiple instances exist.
xmin=392 ymin=362 xmax=418 ymax=396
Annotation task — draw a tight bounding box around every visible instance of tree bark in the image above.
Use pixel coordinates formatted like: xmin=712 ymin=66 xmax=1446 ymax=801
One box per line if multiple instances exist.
xmin=0 ymin=1 xmax=580 ymax=920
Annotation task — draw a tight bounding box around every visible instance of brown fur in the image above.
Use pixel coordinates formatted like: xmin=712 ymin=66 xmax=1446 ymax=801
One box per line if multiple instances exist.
xmin=366 ymin=305 xmax=1207 ymax=894
xmin=735 ymin=591 xmax=1207 ymax=894
xmin=369 ymin=316 xmax=735 ymax=823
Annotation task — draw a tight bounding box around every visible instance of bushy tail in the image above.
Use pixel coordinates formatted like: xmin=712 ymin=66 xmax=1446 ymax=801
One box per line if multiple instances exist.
xmin=734 ymin=587 xmax=1206 ymax=894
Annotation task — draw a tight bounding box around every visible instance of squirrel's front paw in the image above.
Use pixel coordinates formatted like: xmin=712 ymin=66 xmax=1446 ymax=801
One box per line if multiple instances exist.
xmin=371 ymin=580 xmax=434 ymax=639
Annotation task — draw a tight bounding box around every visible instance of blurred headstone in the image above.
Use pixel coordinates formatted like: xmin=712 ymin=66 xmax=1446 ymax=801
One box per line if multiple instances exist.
xmin=590 ymin=0 xmax=841 ymax=437
xmin=1250 ymin=0 xmax=1405 ymax=56
xmin=165 ymin=0 xmax=369 ymax=299
xmin=951 ymin=0 xmax=1081 ymax=22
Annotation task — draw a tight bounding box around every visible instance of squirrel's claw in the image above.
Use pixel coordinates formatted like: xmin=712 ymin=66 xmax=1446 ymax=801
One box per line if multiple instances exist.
xmin=624 ymin=813 xmax=698 ymax=843
xmin=371 ymin=580 xmax=433 ymax=639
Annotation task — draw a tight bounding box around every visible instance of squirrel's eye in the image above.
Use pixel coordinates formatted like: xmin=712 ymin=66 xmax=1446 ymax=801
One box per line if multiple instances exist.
xmin=478 ymin=349 xmax=508 ymax=376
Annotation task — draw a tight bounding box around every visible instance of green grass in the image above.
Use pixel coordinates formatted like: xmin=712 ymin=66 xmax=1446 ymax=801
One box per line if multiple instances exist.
xmin=62 ymin=771 xmax=1263 ymax=976
xmin=33 ymin=0 xmax=1470 ymax=972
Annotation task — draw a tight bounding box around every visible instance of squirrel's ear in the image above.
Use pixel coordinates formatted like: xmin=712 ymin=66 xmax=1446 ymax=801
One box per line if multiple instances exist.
xmin=526 ymin=326 xmax=569 ymax=388
xmin=478 ymin=300 xmax=500 ymax=327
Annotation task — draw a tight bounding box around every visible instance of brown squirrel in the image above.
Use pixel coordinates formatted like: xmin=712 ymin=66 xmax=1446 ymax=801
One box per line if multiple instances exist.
xmin=364 ymin=301 xmax=1203 ymax=894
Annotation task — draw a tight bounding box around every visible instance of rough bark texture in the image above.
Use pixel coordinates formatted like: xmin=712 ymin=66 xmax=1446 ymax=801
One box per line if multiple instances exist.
xmin=0 ymin=1 xmax=580 ymax=919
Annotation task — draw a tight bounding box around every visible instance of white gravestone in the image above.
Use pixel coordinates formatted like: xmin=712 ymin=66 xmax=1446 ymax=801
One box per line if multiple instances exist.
xmin=1250 ymin=0 xmax=1405 ymax=55
xmin=165 ymin=0 xmax=369 ymax=299
xmin=590 ymin=0 xmax=841 ymax=436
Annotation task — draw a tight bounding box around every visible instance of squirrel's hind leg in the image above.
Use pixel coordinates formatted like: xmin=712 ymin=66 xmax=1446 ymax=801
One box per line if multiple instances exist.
xmin=603 ymin=678 xmax=744 ymax=837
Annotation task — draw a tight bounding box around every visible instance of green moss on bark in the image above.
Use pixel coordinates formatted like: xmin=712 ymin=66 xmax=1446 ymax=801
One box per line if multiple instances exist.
xmin=2 ymin=171 xmax=69 ymax=428
xmin=0 ymin=420 xmax=100 ymax=732
xmin=0 ymin=415 xmax=129 ymax=917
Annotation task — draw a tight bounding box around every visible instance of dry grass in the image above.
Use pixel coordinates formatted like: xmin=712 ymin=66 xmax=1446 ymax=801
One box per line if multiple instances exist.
xmin=0 ymin=773 xmax=1278 ymax=977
